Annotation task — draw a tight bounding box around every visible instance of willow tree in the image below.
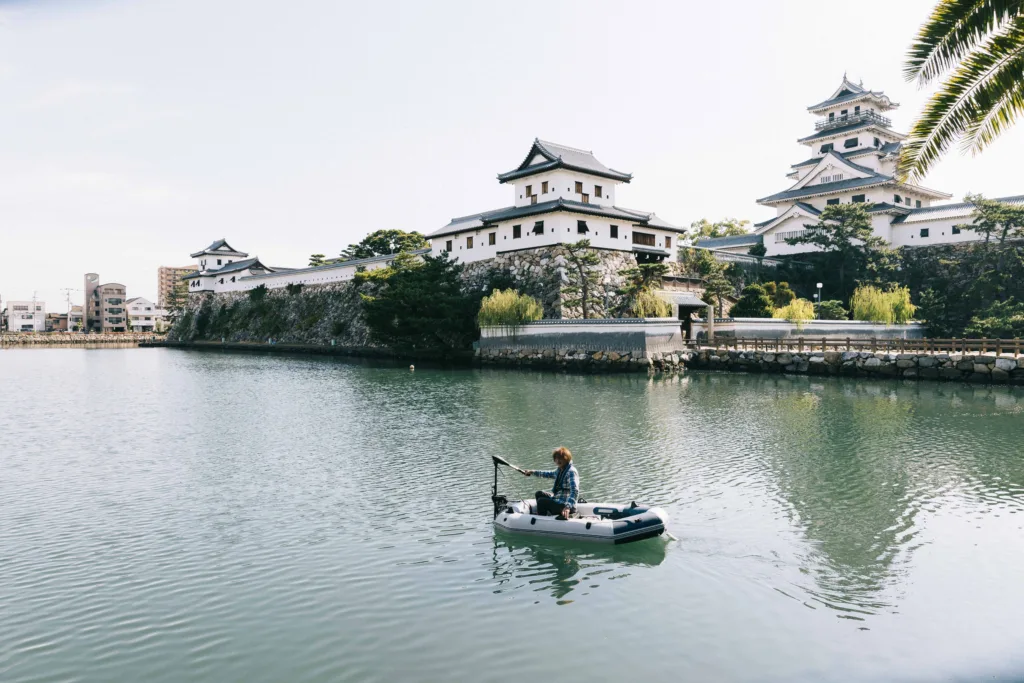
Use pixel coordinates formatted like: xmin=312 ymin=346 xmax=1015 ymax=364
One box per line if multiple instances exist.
xmin=899 ymin=1 xmax=1024 ymax=182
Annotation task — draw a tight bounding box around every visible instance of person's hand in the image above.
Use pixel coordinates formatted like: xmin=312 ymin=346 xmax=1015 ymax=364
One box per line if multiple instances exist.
xmin=559 ymin=507 xmax=570 ymax=519
xmin=522 ymin=470 xmax=532 ymax=476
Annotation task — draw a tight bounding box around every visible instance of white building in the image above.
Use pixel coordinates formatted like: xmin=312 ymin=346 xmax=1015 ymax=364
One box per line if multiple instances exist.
xmin=125 ymin=297 xmax=167 ymax=332
xmin=426 ymin=139 xmax=686 ymax=263
xmin=700 ymin=76 xmax=1023 ymax=257
xmin=184 ymin=238 xmax=422 ymax=295
xmin=5 ymin=301 xmax=45 ymax=332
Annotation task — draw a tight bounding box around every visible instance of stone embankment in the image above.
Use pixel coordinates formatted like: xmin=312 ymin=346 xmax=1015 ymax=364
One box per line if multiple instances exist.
xmin=686 ymin=349 xmax=1024 ymax=384
xmin=1 ymin=333 xmax=160 ymax=345
xmin=478 ymin=346 xmax=687 ymax=373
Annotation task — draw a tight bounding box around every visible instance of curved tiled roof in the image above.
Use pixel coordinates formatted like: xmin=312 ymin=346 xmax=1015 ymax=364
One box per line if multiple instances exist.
xmin=695 ymin=233 xmax=762 ymax=249
xmin=893 ymin=194 xmax=1024 ymax=224
xmin=497 ymin=139 xmax=632 ymax=184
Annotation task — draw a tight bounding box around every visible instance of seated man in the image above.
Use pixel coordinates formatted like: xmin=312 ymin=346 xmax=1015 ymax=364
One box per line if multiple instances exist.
xmin=523 ymin=447 xmax=579 ymax=519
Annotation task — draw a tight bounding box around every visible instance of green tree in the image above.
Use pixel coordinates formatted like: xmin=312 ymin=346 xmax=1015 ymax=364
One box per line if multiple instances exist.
xmin=762 ymin=281 xmax=796 ymax=309
xmin=616 ymin=262 xmax=669 ymax=317
xmin=748 ymin=241 xmax=767 ymax=258
xmin=478 ymin=289 xmax=542 ymax=327
xmin=730 ymin=283 xmax=774 ymax=318
xmin=964 ymin=297 xmax=1024 ymax=338
xmin=900 ymin=1 xmax=1024 ymax=182
xmin=341 ymin=229 xmax=428 ymax=261
xmin=957 ymin=195 xmax=1024 ymax=274
xmin=786 ymin=203 xmax=886 ymax=300
xmin=362 ymin=253 xmax=481 ymax=353
xmin=814 ymin=300 xmax=849 ymax=320
xmin=690 ymin=218 xmax=751 ymax=244
xmin=679 ymin=248 xmax=735 ymax=317
xmin=309 ymin=253 xmax=327 ymax=267
xmin=163 ymin=279 xmax=189 ymax=321
xmin=561 ymin=240 xmax=603 ymax=319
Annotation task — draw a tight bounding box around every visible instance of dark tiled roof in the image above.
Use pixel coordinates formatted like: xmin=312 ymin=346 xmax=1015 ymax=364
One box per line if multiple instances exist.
xmin=497 ymin=139 xmax=632 ymax=184
xmin=190 ymin=238 xmax=248 ymax=258
xmin=758 ymin=174 xmax=892 ymax=204
xmin=794 ymin=201 xmax=822 ymax=215
xmin=892 ymin=194 xmax=1024 ymax=224
xmin=428 ymin=199 xmax=683 ymax=238
xmin=695 ymin=233 xmax=763 ymax=249
xmin=790 ymin=147 xmax=882 ymax=168
xmin=797 ymin=120 xmax=884 ymax=144
xmin=806 ymin=77 xmax=895 ymax=112
xmin=242 ymin=249 xmax=430 ymax=281
xmin=184 ymin=257 xmax=269 ymax=278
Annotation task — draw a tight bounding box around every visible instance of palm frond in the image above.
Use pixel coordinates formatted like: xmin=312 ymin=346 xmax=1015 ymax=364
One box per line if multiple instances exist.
xmin=899 ymin=17 xmax=1024 ymax=181
xmin=904 ymin=0 xmax=1021 ymax=83
xmin=961 ymin=19 xmax=1024 ymax=150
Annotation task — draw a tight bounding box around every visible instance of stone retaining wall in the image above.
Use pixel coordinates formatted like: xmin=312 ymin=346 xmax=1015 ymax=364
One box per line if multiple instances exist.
xmin=1 ymin=333 xmax=160 ymax=345
xmin=478 ymin=346 xmax=686 ymax=373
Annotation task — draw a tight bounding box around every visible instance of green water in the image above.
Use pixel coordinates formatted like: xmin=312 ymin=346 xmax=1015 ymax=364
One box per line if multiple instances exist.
xmin=2 ymin=348 xmax=1023 ymax=682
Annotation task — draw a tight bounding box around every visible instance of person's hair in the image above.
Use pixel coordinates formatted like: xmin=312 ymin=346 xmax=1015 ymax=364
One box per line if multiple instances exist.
xmin=552 ymin=446 xmax=572 ymax=463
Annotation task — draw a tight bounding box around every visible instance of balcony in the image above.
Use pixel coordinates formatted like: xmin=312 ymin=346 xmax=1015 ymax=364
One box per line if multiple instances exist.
xmin=815 ymin=110 xmax=892 ymax=132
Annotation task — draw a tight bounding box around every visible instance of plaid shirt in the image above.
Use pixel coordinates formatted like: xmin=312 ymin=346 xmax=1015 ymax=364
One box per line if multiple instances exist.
xmin=533 ymin=464 xmax=579 ymax=509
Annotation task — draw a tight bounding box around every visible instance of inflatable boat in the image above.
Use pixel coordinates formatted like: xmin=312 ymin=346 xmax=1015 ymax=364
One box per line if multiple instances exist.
xmin=490 ymin=456 xmax=669 ymax=545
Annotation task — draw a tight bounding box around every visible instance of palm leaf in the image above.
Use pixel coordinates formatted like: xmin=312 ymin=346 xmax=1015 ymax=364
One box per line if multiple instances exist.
xmin=904 ymin=0 xmax=1021 ymax=83
xmin=899 ymin=16 xmax=1024 ymax=181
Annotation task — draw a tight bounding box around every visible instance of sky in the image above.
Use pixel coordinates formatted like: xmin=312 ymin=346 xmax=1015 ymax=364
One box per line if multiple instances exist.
xmin=2 ymin=0 xmax=1023 ymax=310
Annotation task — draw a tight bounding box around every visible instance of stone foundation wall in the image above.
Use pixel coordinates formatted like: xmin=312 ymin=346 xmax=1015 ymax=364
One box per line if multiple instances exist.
xmin=478 ymin=346 xmax=686 ymax=373
xmin=687 ymin=349 xmax=1024 ymax=384
xmin=0 ymin=333 xmax=160 ymax=345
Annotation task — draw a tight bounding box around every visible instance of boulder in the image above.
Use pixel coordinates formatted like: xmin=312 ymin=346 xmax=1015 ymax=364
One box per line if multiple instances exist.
xmin=918 ymin=356 xmax=938 ymax=368
xmin=994 ymin=358 xmax=1016 ymax=372
xmin=841 ymin=351 xmax=859 ymax=362
xmin=902 ymin=368 xmax=918 ymax=378
xmin=606 ymin=351 xmax=621 ymax=361
xmin=864 ymin=357 xmax=883 ymax=369
xmin=777 ymin=353 xmax=793 ymax=365
xmin=975 ymin=355 xmax=996 ymax=363
xmin=809 ymin=355 xmax=826 ymax=364
xmin=940 ymin=367 xmax=963 ymax=379
xmin=763 ymin=353 xmax=776 ymax=363
xmin=973 ymin=363 xmax=991 ymax=374
xmin=957 ymin=360 xmax=975 ymax=371
xmin=991 ymin=368 xmax=1010 ymax=382
xmin=919 ymin=367 xmax=939 ymax=379
xmin=896 ymin=359 xmax=916 ymax=369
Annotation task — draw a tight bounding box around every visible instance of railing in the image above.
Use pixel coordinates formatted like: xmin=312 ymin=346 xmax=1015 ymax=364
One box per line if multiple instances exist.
xmin=814 ymin=111 xmax=892 ymax=131
xmin=775 ymin=229 xmax=815 ymax=243
xmin=685 ymin=336 xmax=1023 ymax=356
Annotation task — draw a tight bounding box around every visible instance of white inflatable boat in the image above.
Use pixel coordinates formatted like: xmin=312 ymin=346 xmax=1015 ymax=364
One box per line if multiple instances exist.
xmin=490 ymin=456 xmax=669 ymax=545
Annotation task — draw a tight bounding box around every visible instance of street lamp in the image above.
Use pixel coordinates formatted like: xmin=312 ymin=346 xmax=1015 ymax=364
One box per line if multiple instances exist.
xmin=816 ymin=282 xmax=823 ymax=303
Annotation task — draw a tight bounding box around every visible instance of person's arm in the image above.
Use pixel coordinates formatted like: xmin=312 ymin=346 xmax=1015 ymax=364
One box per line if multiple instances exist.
xmin=565 ymin=468 xmax=579 ymax=508
xmin=531 ymin=469 xmax=557 ymax=479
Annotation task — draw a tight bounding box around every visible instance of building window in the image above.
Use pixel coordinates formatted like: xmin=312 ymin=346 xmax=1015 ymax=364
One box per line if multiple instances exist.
xmin=532 ymin=221 xmax=544 ymax=235
xmin=445 ymin=239 xmax=452 ymax=251
xmin=512 ymin=225 xmax=521 ymax=239
xmin=916 ymin=200 xmax=922 ymax=208
xmin=530 ymin=195 xmax=537 ymax=205
xmin=852 ymin=194 xmax=866 ymax=203
xmin=541 ymin=181 xmax=548 ymax=194
xmin=610 ymin=225 xmax=619 ymax=239
xmin=894 ymin=194 xmax=902 ymax=204
xmin=840 ymin=109 xmax=848 ymax=119
xmin=844 ymin=137 xmax=859 ymax=148
xmin=874 ymin=137 xmax=881 ymax=147
xmin=827 ymin=198 xmax=840 ymax=205
xmin=219 ymin=278 xmax=224 ymax=284
xmin=594 ymin=185 xmax=602 ymax=198
xmin=577 ymin=220 xmax=589 ymax=234
xmin=632 ymin=232 xmax=655 ymax=247
xmin=488 ymin=232 xmax=496 ymax=246
xmin=952 ymin=226 xmax=961 ymax=234
xmin=820 ymin=143 xmax=833 ymax=154
xmin=581 ymin=193 xmax=589 ymax=204
xmin=665 ymin=235 xmax=671 ymax=249
xmin=575 ymin=181 xmax=583 ymax=194
xmin=231 ymin=276 xmax=236 ymax=282
xmin=906 ymin=197 xmax=912 ymax=206
xmin=525 ymin=185 xmax=532 ymax=197
xmin=920 ymin=228 xmax=930 ymax=238
xmin=819 ymin=173 xmax=843 ymax=184
xmin=828 ymin=112 xmax=835 ymax=122
xmin=854 ymin=105 xmax=861 ymax=114
xmin=466 ymin=236 xmax=473 ymax=249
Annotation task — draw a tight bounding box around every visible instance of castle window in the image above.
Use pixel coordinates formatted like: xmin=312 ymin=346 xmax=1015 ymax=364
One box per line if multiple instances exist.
xmin=445 ymin=239 xmax=452 ymax=251
xmin=530 ymin=195 xmax=537 ymax=205
xmin=542 ymin=181 xmax=548 ymax=194
xmin=827 ymin=198 xmax=840 ymax=205
xmin=610 ymin=225 xmax=619 ymax=239
xmin=854 ymin=105 xmax=861 ymax=114
xmin=632 ymin=232 xmax=656 ymax=247
xmin=840 ymin=110 xmax=848 ymax=119
xmin=820 ymin=143 xmax=833 ymax=154
xmin=577 ymin=220 xmax=589 ymax=234
xmin=916 ymin=200 xmax=922 ymax=208
xmin=488 ymin=232 xmax=496 ymax=246
xmin=894 ymin=194 xmax=902 ymax=204
xmin=665 ymin=235 xmax=672 ymax=249
xmin=513 ymin=225 xmax=522 ymax=239
xmin=852 ymin=195 xmax=866 ymax=203
xmin=231 ymin=276 xmax=235 ymax=282
xmin=874 ymin=137 xmax=881 ymax=147
xmin=920 ymin=228 xmax=930 ymax=238
xmin=594 ymin=185 xmax=602 ymax=198
xmin=575 ymin=181 xmax=583 ymax=194
xmin=828 ymin=113 xmax=835 ymax=122
xmin=581 ymin=193 xmax=590 ymax=204
xmin=466 ymin=236 xmax=473 ymax=249
xmin=217 ymin=259 xmax=222 ymax=265
xmin=843 ymin=137 xmax=859 ymax=148
xmin=952 ymin=226 xmax=961 ymax=234
xmin=525 ymin=185 xmax=532 ymax=197
xmin=219 ymin=278 xmax=224 ymax=284
xmin=532 ymin=221 xmax=544 ymax=235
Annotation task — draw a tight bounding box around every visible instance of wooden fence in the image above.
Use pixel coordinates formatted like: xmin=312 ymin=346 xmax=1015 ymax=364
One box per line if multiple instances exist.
xmin=687 ymin=336 xmax=1023 ymax=356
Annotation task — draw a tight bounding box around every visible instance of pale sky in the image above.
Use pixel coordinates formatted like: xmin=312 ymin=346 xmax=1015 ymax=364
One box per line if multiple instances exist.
xmin=2 ymin=0 xmax=1023 ymax=310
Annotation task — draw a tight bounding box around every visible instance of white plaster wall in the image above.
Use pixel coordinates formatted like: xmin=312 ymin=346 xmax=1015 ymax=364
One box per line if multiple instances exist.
xmin=513 ymin=170 xmax=617 ymax=207
xmin=890 ymin=216 xmax=983 ymax=247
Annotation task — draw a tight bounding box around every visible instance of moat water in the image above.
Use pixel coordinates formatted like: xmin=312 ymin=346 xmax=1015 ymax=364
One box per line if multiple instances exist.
xmin=2 ymin=347 xmax=1023 ymax=682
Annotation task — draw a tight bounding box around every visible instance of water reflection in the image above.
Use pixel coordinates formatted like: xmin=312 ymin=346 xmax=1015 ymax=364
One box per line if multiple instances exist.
xmin=490 ymin=532 xmax=667 ymax=602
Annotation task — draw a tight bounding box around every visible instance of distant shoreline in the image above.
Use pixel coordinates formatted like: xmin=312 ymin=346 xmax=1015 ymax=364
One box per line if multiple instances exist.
xmin=1 ymin=333 xmax=161 ymax=346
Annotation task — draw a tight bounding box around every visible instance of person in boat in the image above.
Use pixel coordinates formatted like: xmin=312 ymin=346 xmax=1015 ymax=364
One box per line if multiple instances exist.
xmin=523 ymin=447 xmax=579 ymax=519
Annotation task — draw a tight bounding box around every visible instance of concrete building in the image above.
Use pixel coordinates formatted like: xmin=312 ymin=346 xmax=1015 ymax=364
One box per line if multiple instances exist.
xmin=45 ymin=313 xmax=68 ymax=332
xmin=426 ymin=139 xmax=685 ymax=263
xmin=84 ymin=274 xmax=127 ymax=332
xmin=700 ymin=76 xmax=1023 ymax=257
xmin=125 ymin=297 xmax=167 ymax=332
xmin=158 ymin=266 xmax=194 ymax=308
xmin=4 ymin=301 xmax=45 ymax=332
xmin=68 ymin=305 xmax=84 ymax=332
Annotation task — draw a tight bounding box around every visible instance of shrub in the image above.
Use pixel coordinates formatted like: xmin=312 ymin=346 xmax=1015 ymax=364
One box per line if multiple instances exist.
xmin=964 ymin=298 xmax=1024 ymax=338
xmin=850 ymin=285 xmax=917 ymax=324
xmin=814 ymin=300 xmax=848 ymax=320
xmin=773 ymin=298 xmax=815 ymax=322
xmin=248 ymin=284 xmax=268 ymax=302
xmin=730 ymin=283 xmax=774 ymax=318
xmin=763 ymin=281 xmax=796 ymax=308
xmin=630 ymin=290 xmax=672 ymax=318
xmin=285 ymin=283 xmax=304 ymax=296
xmin=478 ymin=289 xmax=543 ymax=327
